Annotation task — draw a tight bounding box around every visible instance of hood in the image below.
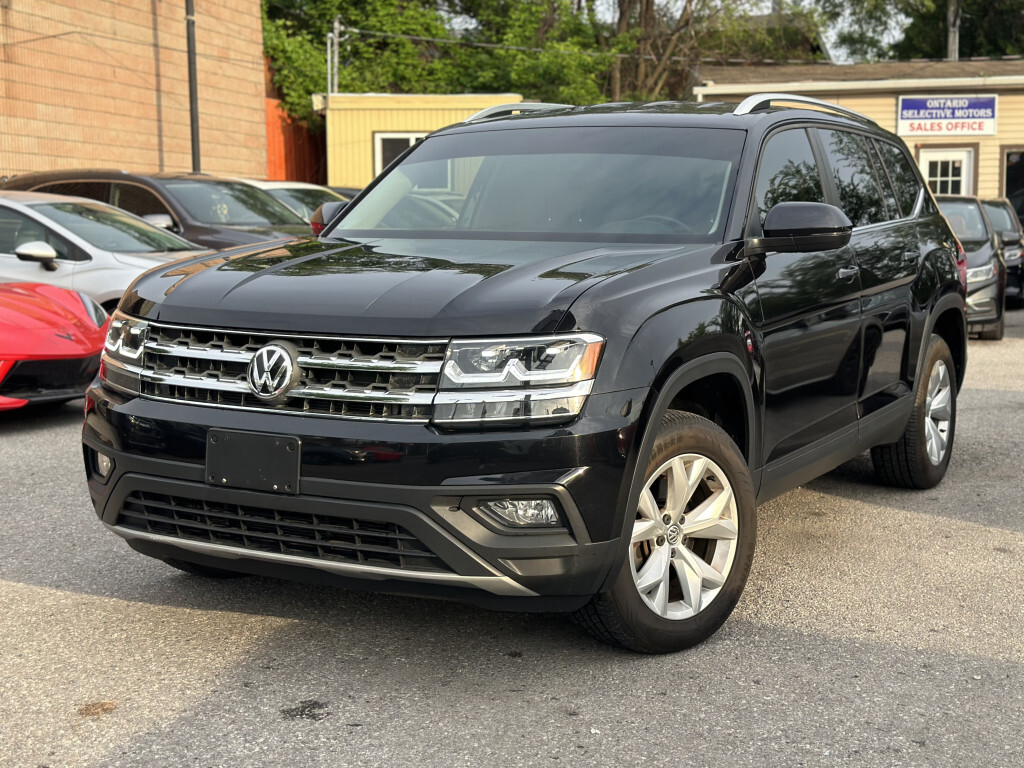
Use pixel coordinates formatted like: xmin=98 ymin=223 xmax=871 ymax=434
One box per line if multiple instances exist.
xmin=204 ymin=224 xmax=311 ymax=246
xmin=0 ymin=283 xmax=107 ymax=356
xmin=123 ymin=236 xmax=696 ymax=336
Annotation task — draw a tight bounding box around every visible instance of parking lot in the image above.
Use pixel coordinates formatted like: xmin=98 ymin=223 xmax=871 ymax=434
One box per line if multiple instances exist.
xmin=1 ymin=312 xmax=1022 ymax=768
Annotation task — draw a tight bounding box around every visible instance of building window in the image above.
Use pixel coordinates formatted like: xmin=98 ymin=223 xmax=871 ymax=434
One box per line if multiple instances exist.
xmin=918 ymin=148 xmax=974 ymax=195
xmin=373 ymin=133 xmax=427 ymax=177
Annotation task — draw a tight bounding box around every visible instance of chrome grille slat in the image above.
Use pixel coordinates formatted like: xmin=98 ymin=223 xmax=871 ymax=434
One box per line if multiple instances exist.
xmin=138 ymin=322 xmax=447 ymax=421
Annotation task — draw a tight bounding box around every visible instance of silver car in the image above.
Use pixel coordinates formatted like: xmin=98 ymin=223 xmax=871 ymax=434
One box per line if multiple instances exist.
xmin=0 ymin=191 xmax=208 ymax=311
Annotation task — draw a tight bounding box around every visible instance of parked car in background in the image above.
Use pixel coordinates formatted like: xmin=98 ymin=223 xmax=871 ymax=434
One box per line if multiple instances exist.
xmin=982 ymin=197 xmax=1023 ymax=307
xmin=1 ymin=171 xmax=309 ymax=250
xmin=0 ymin=282 xmax=107 ymax=410
xmin=0 ymin=191 xmax=207 ymax=311
xmin=936 ymin=195 xmax=1007 ymax=339
xmin=237 ymin=180 xmax=352 ymax=223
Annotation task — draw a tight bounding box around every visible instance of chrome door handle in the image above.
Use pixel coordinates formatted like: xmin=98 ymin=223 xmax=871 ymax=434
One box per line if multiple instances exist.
xmin=837 ymin=266 xmax=859 ymax=281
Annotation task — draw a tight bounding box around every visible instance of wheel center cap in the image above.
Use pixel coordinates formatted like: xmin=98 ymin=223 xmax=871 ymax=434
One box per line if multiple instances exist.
xmin=666 ymin=524 xmax=681 ymax=545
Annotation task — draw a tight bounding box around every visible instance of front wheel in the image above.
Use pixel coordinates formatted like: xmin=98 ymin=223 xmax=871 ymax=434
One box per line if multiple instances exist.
xmin=871 ymin=334 xmax=956 ymax=488
xmin=575 ymin=411 xmax=756 ymax=653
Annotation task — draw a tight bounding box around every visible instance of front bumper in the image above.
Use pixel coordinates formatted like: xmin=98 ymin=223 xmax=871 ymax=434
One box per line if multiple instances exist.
xmin=966 ymin=278 xmax=1002 ymax=326
xmin=82 ymin=383 xmax=647 ymax=611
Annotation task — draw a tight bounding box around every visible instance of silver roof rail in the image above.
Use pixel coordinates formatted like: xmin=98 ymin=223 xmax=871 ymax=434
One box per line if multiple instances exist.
xmin=465 ymin=102 xmax=574 ymax=122
xmin=733 ymin=93 xmax=873 ymax=123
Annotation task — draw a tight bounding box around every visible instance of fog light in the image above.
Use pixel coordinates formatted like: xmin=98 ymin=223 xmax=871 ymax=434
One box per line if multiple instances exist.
xmin=96 ymin=452 xmax=114 ymax=478
xmin=478 ymin=498 xmax=561 ymax=527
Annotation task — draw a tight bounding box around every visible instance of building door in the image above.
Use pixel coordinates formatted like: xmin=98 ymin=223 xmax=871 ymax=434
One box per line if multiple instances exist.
xmin=918 ymin=148 xmax=973 ymax=195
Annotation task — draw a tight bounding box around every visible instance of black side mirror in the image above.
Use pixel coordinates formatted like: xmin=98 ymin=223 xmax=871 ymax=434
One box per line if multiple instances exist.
xmin=1000 ymin=230 xmax=1021 ymax=247
xmin=15 ymin=240 xmax=59 ymax=271
xmin=311 ymin=201 xmax=348 ymax=236
xmin=747 ymin=202 xmax=853 ymax=257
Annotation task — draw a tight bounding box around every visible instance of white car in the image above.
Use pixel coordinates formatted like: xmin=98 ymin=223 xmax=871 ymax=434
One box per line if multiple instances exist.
xmin=0 ymin=191 xmax=208 ymax=311
xmin=235 ymin=179 xmax=352 ymax=223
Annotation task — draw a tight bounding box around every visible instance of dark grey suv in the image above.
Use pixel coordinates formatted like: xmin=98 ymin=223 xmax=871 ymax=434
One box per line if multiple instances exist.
xmin=1 ymin=170 xmax=309 ymax=250
xmin=83 ymin=95 xmax=967 ymax=653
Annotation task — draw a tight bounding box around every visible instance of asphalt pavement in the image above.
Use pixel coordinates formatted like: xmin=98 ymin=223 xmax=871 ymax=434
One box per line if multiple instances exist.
xmin=1 ymin=312 xmax=1022 ymax=767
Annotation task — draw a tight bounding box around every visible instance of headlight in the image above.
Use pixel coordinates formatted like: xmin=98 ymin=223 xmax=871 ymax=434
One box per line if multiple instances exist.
xmin=100 ymin=310 xmax=149 ymax=394
xmin=433 ymin=333 xmax=604 ymax=427
xmin=965 ymin=260 xmax=998 ymax=284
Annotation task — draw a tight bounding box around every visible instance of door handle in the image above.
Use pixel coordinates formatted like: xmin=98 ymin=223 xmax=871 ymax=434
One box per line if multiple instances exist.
xmin=837 ymin=266 xmax=859 ymax=281
xmin=903 ymin=249 xmax=919 ymax=261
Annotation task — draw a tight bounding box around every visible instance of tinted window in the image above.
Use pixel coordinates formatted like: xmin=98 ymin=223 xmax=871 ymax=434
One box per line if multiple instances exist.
xmin=982 ymin=201 xmax=1016 ymax=232
xmin=337 ymin=127 xmax=745 ymax=243
xmin=112 ymin=183 xmax=172 ymax=218
xmin=161 ymin=181 xmax=305 ymax=226
xmin=937 ymin=199 xmax=989 ymax=242
xmin=0 ymin=207 xmax=75 ymax=259
xmin=875 ymin=141 xmax=922 ymax=217
xmin=753 ymin=129 xmax=824 ymax=228
xmin=35 ymin=181 xmax=111 ymax=203
xmin=818 ymin=129 xmax=886 ymax=227
xmin=266 ymin=187 xmax=347 ymax=222
xmin=30 ymin=201 xmax=197 ymax=252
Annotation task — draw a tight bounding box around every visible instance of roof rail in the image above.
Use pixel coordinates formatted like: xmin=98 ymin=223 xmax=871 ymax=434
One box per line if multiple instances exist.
xmin=465 ymin=102 xmax=574 ymax=122
xmin=733 ymin=93 xmax=872 ymax=123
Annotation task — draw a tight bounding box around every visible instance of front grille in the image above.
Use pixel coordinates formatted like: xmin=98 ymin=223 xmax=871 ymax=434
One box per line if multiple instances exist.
xmin=0 ymin=354 xmax=100 ymax=398
xmin=138 ymin=322 xmax=447 ymax=421
xmin=118 ymin=491 xmax=451 ymax=572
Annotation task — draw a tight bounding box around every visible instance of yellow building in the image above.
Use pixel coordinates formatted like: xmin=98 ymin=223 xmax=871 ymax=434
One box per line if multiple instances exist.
xmin=322 ymin=93 xmax=522 ymax=189
xmin=694 ymin=60 xmax=1024 ymax=211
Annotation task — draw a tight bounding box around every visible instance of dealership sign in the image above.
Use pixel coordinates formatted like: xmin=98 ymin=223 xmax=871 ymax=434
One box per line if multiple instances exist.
xmin=897 ymin=95 xmax=997 ymax=136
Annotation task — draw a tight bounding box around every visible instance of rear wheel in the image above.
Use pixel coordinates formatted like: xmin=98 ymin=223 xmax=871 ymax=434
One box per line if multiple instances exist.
xmin=871 ymin=334 xmax=956 ymax=488
xmin=575 ymin=411 xmax=756 ymax=653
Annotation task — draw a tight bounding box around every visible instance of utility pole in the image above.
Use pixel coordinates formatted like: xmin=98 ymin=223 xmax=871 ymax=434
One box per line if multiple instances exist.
xmin=946 ymin=0 xmax=961 ymax=62
xmin=186 ymin=0 xmax=201 ymax=172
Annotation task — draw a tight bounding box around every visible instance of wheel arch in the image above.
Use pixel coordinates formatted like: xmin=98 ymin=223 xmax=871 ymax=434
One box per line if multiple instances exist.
xmin=926 ymin=295 xmax=967 ymax=391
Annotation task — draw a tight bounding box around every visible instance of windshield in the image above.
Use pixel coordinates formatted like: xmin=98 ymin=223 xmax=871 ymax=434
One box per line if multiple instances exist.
xmin=31 ymin=202 xmax=198 ymax=252
xmin=982 ymin=201 xmax=1015 ymax=232
xmin=161 ymin=180 xmax=306 ymax=226
xmin=332 ymin=126 xmax=744 ymax=243
xmin=938 ymin=200 xmax=989 ymax=241
xmin=267 ymin=187 xmax=348 ymax=222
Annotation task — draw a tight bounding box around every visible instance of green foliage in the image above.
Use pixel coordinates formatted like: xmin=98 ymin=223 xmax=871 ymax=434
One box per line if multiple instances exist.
xmin=892 ymin=0 xmax=1024 ymax=58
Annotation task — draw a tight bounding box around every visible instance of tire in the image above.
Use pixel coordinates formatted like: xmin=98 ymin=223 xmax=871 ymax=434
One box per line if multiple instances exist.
xmin=871 ymin=334 xmax=956 ymax=489
xmin=574 ymin=411 xmax=756 ymax=654
xmin=979 ymin=312 xmax=1004 ymax=341
xmin=164 ymin=558 xmax=248 ymax=579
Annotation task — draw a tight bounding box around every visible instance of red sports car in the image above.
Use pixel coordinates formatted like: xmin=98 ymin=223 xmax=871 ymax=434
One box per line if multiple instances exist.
xmin=0 ymin=282 xmax=108 ymax=410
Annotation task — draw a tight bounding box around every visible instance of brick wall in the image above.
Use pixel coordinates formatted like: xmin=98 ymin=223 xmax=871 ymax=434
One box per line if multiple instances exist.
xmin=0 ymin=0 xmax=267 ymax=179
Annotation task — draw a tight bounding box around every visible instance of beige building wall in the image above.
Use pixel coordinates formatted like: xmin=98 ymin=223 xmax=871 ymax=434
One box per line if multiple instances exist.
xmin=325 ymin=93 xmax=523 ymax=188
xmin=694 ymin=81 xmax=1024 ymax=199
xmin=0 ymin=0 xmax=267 ymax=179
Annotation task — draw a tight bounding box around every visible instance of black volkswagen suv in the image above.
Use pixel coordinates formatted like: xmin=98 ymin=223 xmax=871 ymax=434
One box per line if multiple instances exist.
xmin=83 ymin=96 xmax=967 ymax=653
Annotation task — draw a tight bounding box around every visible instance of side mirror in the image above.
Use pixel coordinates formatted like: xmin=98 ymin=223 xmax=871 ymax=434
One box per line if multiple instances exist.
xmin=311 ymin=201 xmax=347 ymax=236
xmin=747 ymin=202 xmax=853 ymax=256
xmin=999 ymin=230 xmax=1021 ymax=247
xmin=15 ymin=240 xmax=59 ymax=271
xmin=143 ymin=213 xmax=176 ymax=230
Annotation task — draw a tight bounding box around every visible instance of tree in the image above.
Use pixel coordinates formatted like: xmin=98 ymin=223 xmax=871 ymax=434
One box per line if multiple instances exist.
xmin=891 ymin=0 xmax=1024 ymax=59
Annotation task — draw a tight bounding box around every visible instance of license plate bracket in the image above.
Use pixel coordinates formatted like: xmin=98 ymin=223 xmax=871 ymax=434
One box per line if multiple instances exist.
xmin=206 ymin=429 xmax=301 ymax=494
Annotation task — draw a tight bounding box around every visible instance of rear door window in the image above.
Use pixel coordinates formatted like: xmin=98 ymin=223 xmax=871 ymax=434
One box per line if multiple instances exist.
xmin=875 ymin=141 xmax=923 ymax=218
xmin=34 ymin=181 xmax=112 ymax=205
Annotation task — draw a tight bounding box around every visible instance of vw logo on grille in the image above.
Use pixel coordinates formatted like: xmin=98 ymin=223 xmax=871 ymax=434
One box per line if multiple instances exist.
xmin=247 ymin=343 xmax=298 ymax=401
